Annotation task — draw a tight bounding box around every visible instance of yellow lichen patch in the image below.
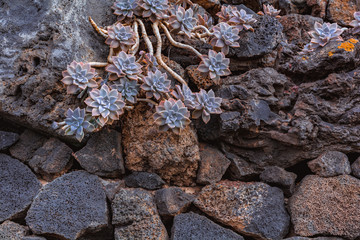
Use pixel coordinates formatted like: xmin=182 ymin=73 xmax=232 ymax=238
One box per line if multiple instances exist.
xmin=328 ymin=51 xmax=334 ymax=57
xmin=338 ymin=39 xmax=358 ymax=52
xmin=302 ymin=56 xmax=309 ymax=61
xmin=349 ymin=38 xmax=358 ymax=44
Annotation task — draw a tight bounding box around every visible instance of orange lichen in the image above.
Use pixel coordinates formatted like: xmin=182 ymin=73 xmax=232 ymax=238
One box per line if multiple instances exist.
xmin=328 ymin=51 xmax=334 ymax=57
xmin=301 ymin=56 xmax=309 ymax=61
xmin=338 ymin=39 xmax=358 ymax=52
xmin=349 ymin=38 xmax=359 ymax=44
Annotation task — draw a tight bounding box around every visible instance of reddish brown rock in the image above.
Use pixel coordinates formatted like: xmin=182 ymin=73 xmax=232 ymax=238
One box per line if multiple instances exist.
xmin=122 ymin=103 xmax=200 ymax=186
xmin=197 ymin=143 xmax=230 ymax=185
xmin=307 ymin=0 xmax=328 ymax=18
xmin=289 ymin=175 xmax=360 ymax=239
xmin=327 ymin=0 xmax=358 ymax=26
xmin=186 ymin=65 xmax=214 ymax=90
xmin=194 ymin=180 xmax=290 ymax=239
xmin=0 ymin=221 xmax=28 ymax=239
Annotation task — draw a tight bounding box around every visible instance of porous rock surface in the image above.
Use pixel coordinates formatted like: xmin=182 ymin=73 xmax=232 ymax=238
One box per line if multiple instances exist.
xmin=122 ymin=104 xmax=200 ymax=186
xmin=125 ymin=172 xmax=165 ymax=190
xmin=0 ymin=221 xmax=28 ymax=240
xmin=351 ymin=157 xmax=360 ymax=178
xmin=289 ymin=175 xmax=360 ymax=239
xmin=0 ymin=154 xmax=41 ymax=222
xmin=307 ymin=151 xmax=351 ymax=177
xmin=194 ymin=180 xmax=290 ymax=239
xmin=111 ymin=188 xmax=168 ymax=240
xmin=26 ymin=171 xmax=108 ymax=240
xmin=260 ymin=166 xmax=297 ymax=197
xmin=172 ymin=212 xmax=244 ymax=240
xmin=0 ymin=131 xmax=19 ymax=151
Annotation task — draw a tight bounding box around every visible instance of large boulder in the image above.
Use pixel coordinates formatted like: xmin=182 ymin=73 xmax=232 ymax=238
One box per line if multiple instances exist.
xmin=26 ymin=171 xmax=108 ymax=240
xmin=0 ymin=154 xmax=41 ymax=223
xmin=289 ymin=175 xmax=360 ymax=239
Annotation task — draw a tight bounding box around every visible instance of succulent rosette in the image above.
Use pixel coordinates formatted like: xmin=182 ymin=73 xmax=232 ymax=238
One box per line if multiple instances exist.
xmin=169 ymin=6 xmax=197 ymax=37
xmin=106 ymin=51 xmax=142 ymax=80
xmin=171 ymin=84 xmax=197 ymax=109
xmin=210 ymin=22 xmax=240 ymax=54
xmin=140 ymin=0 xmax=169 ymax=22
xmin=198 ymin=50 xmax=231 ymax=82
xmin=217 ymin=5 xmax=237 ymax=23
xmin=85 ymin=84 xmax=125 ymax=126
xmin=141 ymin=69 xmax=171 ymax=100
xmin=61 ymin=61 xmax=97 ymax=94
xmin=262 ymin=4 xmax=281 ymax=17
xmin=112 ymin=0 xmax=140 ymax=21
xmin=105 ymin=23 xmax=136 ymax=50
xmin=110 ymin=78 xmax=140 ymax=103
xmin=350 ymin=12 xmax=360 ymax=34
xmin=230 ymin=9 xmax=257 ymax=31
xmin=62 ymin=107 xmax=95 ymax=142
xmin=153 ymin=98 xmax=191 ymax=134
xmin=192 ymin=89 xmax=222 ymax=123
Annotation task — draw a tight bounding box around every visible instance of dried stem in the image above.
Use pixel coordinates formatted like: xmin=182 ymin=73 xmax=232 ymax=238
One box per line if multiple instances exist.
xmin=152 ymin=21 xmax=187 ymax=86
xmin=137 ymin=98 xmax=158 ymax=105
xmin=89 ymin=62 xmax=108 ymax=68
xmin=137 ymin=19 xmax=154 ymax=55
xmin=129 ymin=21 xmax=140 ymax=55
xmin=107 ymin=48 xmax=114 ymax=63
xmin=159 ymin=22 xmax=203 ymax=59
xmin=88 ymin=16 xmax=108 ymax=38
xmin=192 ymin=25 xmax=212 ymax=35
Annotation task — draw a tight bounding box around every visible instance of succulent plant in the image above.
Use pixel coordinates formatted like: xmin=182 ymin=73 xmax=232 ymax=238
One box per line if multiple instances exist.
xmin=140 ymin=0 xmax=169 ymax=22
xmin=84 ymin=84 xmax=126 ymax=126
xmin=210 ymin=22 xmax=240 ymax=54
xmin=141 ymin=52 xmax=159 ymax=72
xmin=153 ymin=98 xmax=191 ymax=134
xmin=198 ymin=13 xmax=213 ymax=29
xmin=61 ymin=61 xmax=97 ymax=94
xmin=106 ymin=51 xmax=142 ymax=80
xmin=301 ymin=22 xmax=346 ymax=53
xmin=350 ymin=12 xmax=360 ymax=34
xmin=61 ymin=107 xmax=95 ymax=142
xmin=192 ymin=89 xmax=222 ymax=123
xmin=217 ymin=5 xmax=238 ymax=23
xmin=261 ymin=4 xmax=281 ymax=17
xmin=110 ymin=78 xmax=139 ymax=103
xmin=229 ymin=9 xmax=257 ymax=31
xmin=141 ymin=69 xmax=171 ymax=100
xmin=112 ymin=0 xmax=140 ymax=21
xmin=169 ymin=6 xmax=197 ymax=37
xmin=171 ymin=84 xmax=197 ymax=109
xmin=105 ymin=23 xmax=136 ymax=50
xmin=198 ymin=50 xmax=231 ymax=82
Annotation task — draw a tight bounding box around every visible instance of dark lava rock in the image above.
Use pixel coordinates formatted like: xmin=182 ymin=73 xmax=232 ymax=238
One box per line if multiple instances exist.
xmin=0 ymin=221 xmax=28 ymax=240
xmin=125 ymin=172 xmax=165 ymax=190
xmin=351 ymin=157 xmax=360 ymax=178
xmin=73 ymin=128 xmax=124 ymax=178
xmin=28 ymin=138 xmax=73 ymax=181
xmin=0 ymin=131 xmax=19 ymax=151
xmin=100 ymin=179 xmax=125 ymax=201
xmin=306 ymin=0 xmax=328 ymax=18
xmin=197 ymin=143 xmax=230 ymax=185
xmin=225 ymin=152 xmax=262 ymax=181
xmin=0 ymin=154 xmax=41 ymax=222
xmin=26 ymin=171 xmax=108 ymax=240
xmin=112 ymin=188 xmax=168 ymax=240
xmin=22 ymin=237 xmax=47 ymax=240
xmin=9 ymin=130 xmax=46 ymax=162
xmin=307 ymin=151 xmax=351 ymax=177
xmin=0 ymin=0 xmax=116 ymax=139
xmin=194 ymin=180 xmax=290 ymax=239
xmin=155 ymin=187 xmax=194 ymax=217
xmin=260 ymin=166 xmax=297 ymax=197
xmin=285 ymin=237 xmax=344 ymax=240
xmin=171 ymin=212 xmax=244 ymax=240
xmin=122 ymin=104 xmax=200 ymax=186
xmin=289 ymin=175 xmax=360 ymax=239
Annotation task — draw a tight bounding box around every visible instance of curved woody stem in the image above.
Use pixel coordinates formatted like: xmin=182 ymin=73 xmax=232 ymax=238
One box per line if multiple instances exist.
xmin=129 ymin=21 xmax=140 ymax=55
xmin=137 ymin=19 xmax=154 ymax=56
xmin=88 ymin=16 xmax=108 ymax=38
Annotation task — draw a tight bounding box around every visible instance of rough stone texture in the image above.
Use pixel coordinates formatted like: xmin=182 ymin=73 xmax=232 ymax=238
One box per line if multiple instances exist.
xmin=0 ymin=0 xmax=116 ymax=139
xmin=278 ymin=40 xmax=360 ymax=80
xmin=171 ymin=212 xmax=244 ymax=240
xmin=279 ymin=14 xmax=323 ymax=50
xmin=154 ymin=187 xmax=194 ymax=217
xmin=327 ymin=0 xmax=357 ymax=26
xmin=289 ymin=175 xmax=360 ymax=239
xmin=351 ymin=157 xmax=360 ymax=178
xmin=73 ymin=128 xmax=125 ymax=178
xmin=112 ymin=188 xmax=168 ymax=240
xmin=125 ymin=172 xmax=165 ymax=190
xmin=122 ymin=103 xmax=200 ymax=186
xmin=225 ymin=152 xmax=262 ymax=181
xmin=196 ymin=67 xmax=360 ymax=170
xmin=28 ymin=137 xmax=73 ymax=181
xmin=9 ymin=130 xmax=46 ymax=162
xmin=0 ymin=131 xmax=19 ymax=151
xmin=22 ymin=237 xmax=47 ymax=240
xmin=260 ymin=166 xmax=297 ymax=197
xmin=285 ymin=237 xmax=344 ymax=240
xmin=196 ymin=143 xmax=231 ymax=185
xmin=26 ymin=171 xmax=108 ymax=240
xmin=186 ymin=65 xmax=214 ymax=90
xmin=0 ymin=221 xmax=28 ymax=240
xmin=307 ymin=151 xmax=351 ymax=177
xmin=194 ymin=180 xmax=290 ymax=239
xmin=100 ymin=179 xmax=125 ymax=201
xmin=0 ymin=154 xmax=41 ymax=223
xmin=306 ymin=0 xmax=328 ymax=18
